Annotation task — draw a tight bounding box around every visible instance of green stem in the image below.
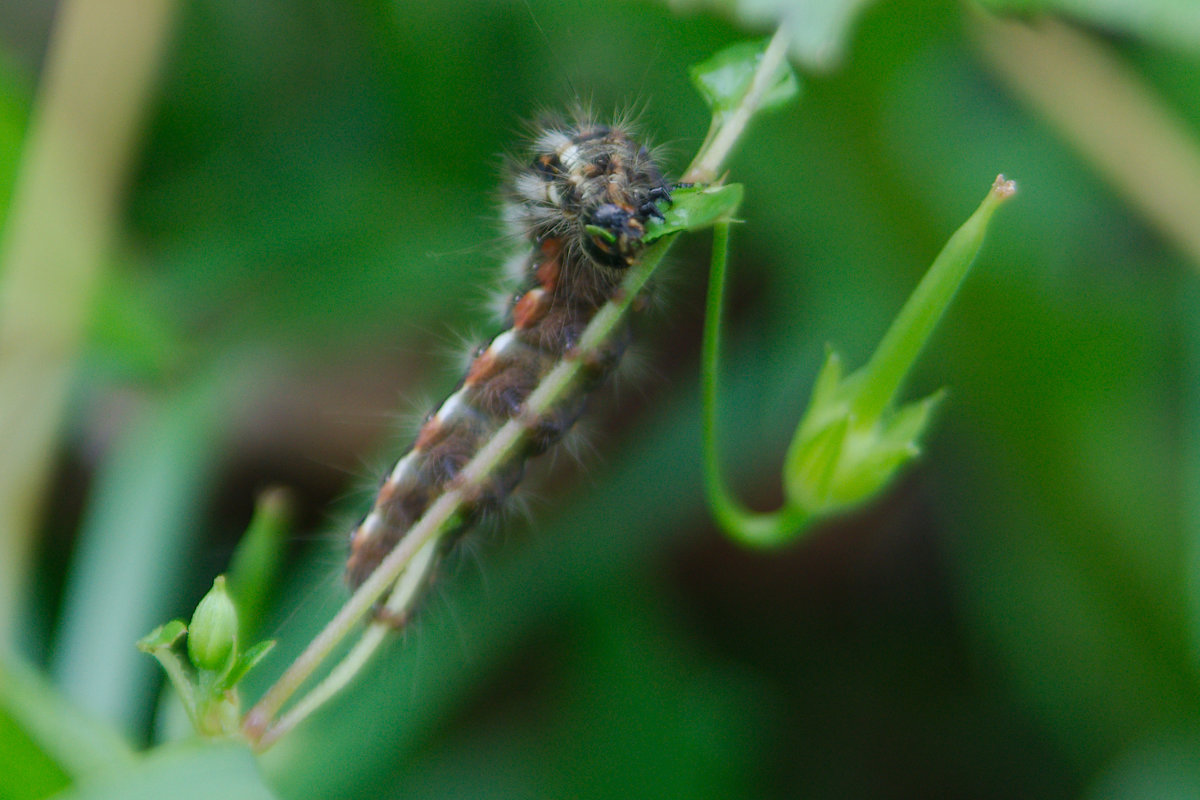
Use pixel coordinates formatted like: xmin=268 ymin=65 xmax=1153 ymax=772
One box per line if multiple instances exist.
xmin=685 ymin=24 xmax=792 ymax=185
xmin=701 ymin=221 xmax=809 ymax=546
xmin=852 ymin=176 xmax=1016 ymax=423
xmin=0 ymin=0 xmax=178 ymax=649
xmin=241 ymin=486 xmax=463 ymax=744
xmin=252 ymin=533 xmax=440 ymax=749
xmin=244 ymin=241 xmax=673 ymax=747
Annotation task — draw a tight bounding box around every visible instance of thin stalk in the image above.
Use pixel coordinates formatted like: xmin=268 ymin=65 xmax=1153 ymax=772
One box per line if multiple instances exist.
xmin=241 ymin=488 xmax=466 ymax=741
xmin=254 ymin=619 xmax=388 ymax=751
xmin=244 ymin=27 xmax=793 ymax=748
xmin=0 ymin=0 xmax=177 ymax=648
xmin=253 ymin=532 xmax=438 ymax=750
xmin=972 ymin=11 xmax=1200 ymax=270
xmin=684 ymin=23 xmax=791 ymax=185
xmin=701 ymin=221 xmax=808 ymax=546
xmin=852 ymin=175 xmax=1016 ymax=423
xmin=244 ymin=241 xmax=670 ymax=746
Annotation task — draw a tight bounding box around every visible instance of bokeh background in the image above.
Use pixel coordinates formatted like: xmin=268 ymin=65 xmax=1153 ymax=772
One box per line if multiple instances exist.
xmin=2 ymin=0 xmax=1198 ymax=798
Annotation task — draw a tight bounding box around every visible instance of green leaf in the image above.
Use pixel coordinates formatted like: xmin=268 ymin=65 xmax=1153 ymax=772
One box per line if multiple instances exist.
xmin=705 ymin=178 xmax=1014 ymax=545
xmin=785 ymin=413 xmax=849 ymax=505
xmin=689 ymin=40 xmax=799 ymax=123
xmin=851 ymin=176 xmax=1016 ymax=423
xmin=218 ymin=640 xmax=276 ymax=693
xmin=644 ymin=184 xmax=744 ymax=243
xmin=0 ymin=710 xmax=70 ymax=800
xmin=136 ymin=622 xmax=200 ymax=729
xmin=880 ymin=389 xmax=946 ymax=451
xmin=136 ymin=621 xmax=186 ymax=653
xmin=226 ymin=487 xmax=292 ymax=642
xmin=0 ymin=653 xmax=134 ymax=791
xmin=778 ymin=179 xmax=1015 ymax=517
xmin=0 ymin=55 xmax=30 ymax=239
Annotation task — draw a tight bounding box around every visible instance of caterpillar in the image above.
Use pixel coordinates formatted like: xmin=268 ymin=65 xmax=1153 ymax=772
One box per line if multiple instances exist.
xmin=344 ymin=112 xmax=671 ymax=624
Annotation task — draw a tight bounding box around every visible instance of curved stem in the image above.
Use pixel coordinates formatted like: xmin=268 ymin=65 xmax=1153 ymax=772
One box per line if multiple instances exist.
xmin=701 ymin=221 xmax=809 ymax=547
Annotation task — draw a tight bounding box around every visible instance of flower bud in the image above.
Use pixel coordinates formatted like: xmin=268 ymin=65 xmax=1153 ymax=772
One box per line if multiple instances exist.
xmin=188 ymin=576 xmax=238 ymax=673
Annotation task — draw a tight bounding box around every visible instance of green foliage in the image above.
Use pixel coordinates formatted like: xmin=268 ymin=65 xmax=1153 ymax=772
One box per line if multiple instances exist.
xmin=135 ymin=487 xmax=291 ymax=739
xmin=3 ymin=0 xmax=1200 ymax=797
xmin=782 ymin=181 xmax=1013 ymax=513
xmin=978 ymin=0 xmax=1200 ymax=55
xmin=0 ymin=54 xmax=29 ymax=237
xmin=46 ymin=742 xmax=276 ymax=800
xmin=705 ymin=179 xmax=1014 ymax=545
xmin=139 ymin=574 xmax=275 ymax=738
xmin=645 ymin=184 xmax=745 ymax=243
xmin=225 ymin=488 xmax=292 ymax=642
xmin=688 ymin=38 xmax=801 ymax=121
xmin=0 ymin=653 xmax=133 ymax=798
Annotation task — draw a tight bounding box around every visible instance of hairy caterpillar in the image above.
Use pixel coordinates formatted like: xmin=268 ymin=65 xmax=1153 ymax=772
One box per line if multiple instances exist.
xmin=345 ymin=112 xmax=671 ymax=623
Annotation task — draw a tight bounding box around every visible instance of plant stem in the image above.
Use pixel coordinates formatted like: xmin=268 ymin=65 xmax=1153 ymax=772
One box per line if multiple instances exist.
xmin=252 ymin=535 xmax=438 ymax=750
xmin=244 ymin=240 xmax=671 ymax=746
xmin=684 ymin=23 xmax=791 ymax=185
xmin=241 ymin=488 xmax=465 ymax=742
xmin=701 ymin=222 xmax=809 ymax=546
xmin=0 ymin=0 xmax=177 ymax=649
xmin=852 ymin=175 xmax=1016 ymax=423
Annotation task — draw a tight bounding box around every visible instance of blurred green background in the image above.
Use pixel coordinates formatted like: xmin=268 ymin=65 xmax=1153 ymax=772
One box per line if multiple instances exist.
xmin=2 ymin=0 xmax=1199 ymax=797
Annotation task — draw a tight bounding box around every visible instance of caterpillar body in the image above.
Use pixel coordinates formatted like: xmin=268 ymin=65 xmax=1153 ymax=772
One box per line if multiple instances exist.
xmin=345 ymin=114 xmax=671 ymax=622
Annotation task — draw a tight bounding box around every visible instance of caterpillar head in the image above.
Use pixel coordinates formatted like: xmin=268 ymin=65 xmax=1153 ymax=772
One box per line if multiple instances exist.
xmin=576 ymin=138 xmax=669 ymax=269
xmin=583 ymin=202 xmax=649 ymax=268
xmin=513 ymin=118 xmax=669 ymax=270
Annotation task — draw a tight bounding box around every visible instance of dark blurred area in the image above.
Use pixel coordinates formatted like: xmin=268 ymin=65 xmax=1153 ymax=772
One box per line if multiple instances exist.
xmin=3 ymin=0 xmax=1198 ymax=798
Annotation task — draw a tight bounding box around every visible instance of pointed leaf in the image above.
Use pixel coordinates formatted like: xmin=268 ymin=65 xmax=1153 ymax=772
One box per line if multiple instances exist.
xmin=218 ymin=640 xmax=275 ymax=693
xmin=644 ymin=184 xmax=744 ymax=242
xmin=785 ymin=415 xmax=849 ymax=508
xmin=879 ymin=388 xmax=947 ymax=450
xmin=136 ymin=621 xmax=186 ymax=654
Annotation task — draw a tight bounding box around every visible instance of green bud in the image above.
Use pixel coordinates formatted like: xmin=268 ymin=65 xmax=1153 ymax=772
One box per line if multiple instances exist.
xmin=188 ymin=576 xmax=238 ymax=674
xmin=780 ymin=177 xmax=1014 ymax=518
xmin=782 ymin=353 xmax=943 ymax=514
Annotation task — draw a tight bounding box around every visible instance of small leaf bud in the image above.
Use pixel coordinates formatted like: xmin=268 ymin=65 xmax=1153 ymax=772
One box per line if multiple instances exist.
xmin=188 ymin=576 xmax=238 ymax=674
